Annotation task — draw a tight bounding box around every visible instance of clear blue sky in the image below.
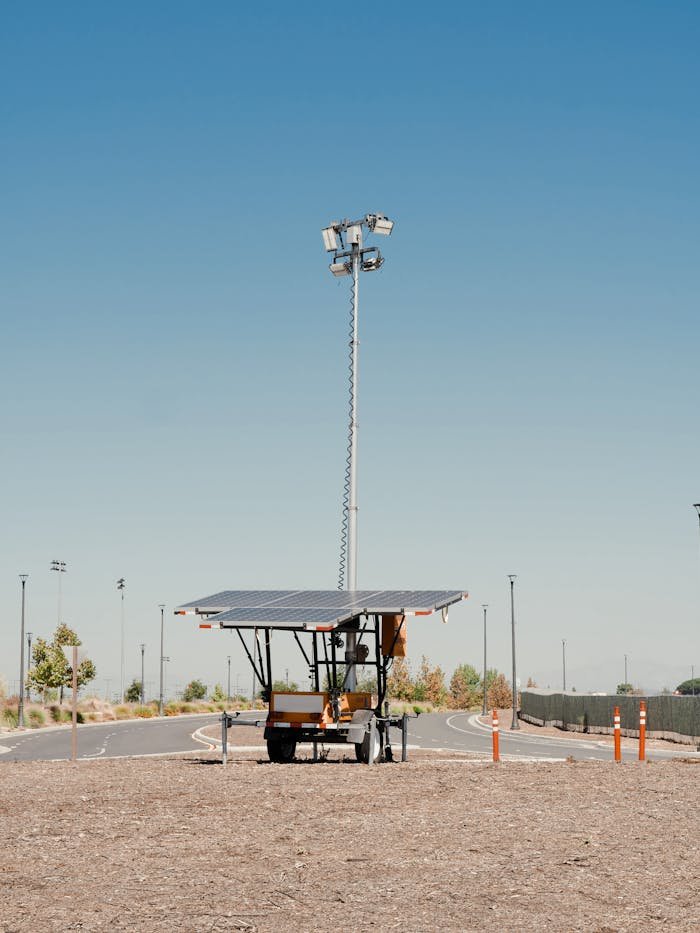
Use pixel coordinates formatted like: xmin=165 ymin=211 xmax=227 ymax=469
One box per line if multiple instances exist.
xmin=2 ymin=2 xmax=699 ymax=698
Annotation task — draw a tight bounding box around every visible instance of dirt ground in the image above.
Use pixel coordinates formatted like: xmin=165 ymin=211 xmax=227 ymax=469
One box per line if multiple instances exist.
xmin=1 ymin=752 xmax=698 ymax=933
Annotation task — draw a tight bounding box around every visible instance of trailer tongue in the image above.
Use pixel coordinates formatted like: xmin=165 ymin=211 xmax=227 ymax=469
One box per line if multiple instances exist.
xmin=176 ymin=589 xmax=467 ymax=764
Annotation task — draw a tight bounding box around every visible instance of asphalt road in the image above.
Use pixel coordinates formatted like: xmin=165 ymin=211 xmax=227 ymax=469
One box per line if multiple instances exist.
xmin=2 ymin=711 xmax=698 ymax=762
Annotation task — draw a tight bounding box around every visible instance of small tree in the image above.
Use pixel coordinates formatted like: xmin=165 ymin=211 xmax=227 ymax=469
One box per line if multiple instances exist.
xmin=526 ymin=676 xmax=538 ymax=688
xmin=125 ymin=679 xmax=142 ymax=703
xmin=616 ymin=683 xmax=633 ymax=695
xmin=387 ymin=657 xmax=414 ymax=701
xmin=271 ymin=679 xmax=299 ymax=693
xmin=210 ymin=683 xmax=226 ymax=702
xmin=183 ymin=679 xmax=207 ymax=702
xmin=449 ymin=663 xmax=482 ymax=709
xmin=415 ymin=656 xmax=447 ymax=707
xmin=487 ymin=672 xmax=513 ymax=709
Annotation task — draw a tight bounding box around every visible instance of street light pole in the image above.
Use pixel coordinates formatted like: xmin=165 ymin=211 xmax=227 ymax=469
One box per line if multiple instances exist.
xmin=508 ymin=574 xmax=519 ymax=730
xmin=158 ymin=604 xmax=165 ymax=716
xmin=481 ymin=604 xmax=488 ymax=716
xmin=140 ymin=643 xmax=145 ymax=705
xmin=227 ymin=655 xmax=231 ymax=703
xmin=562 ymin=639 xmax=567 ymax=692
xmin=116 ymin=578 xmax=125 ymax=702
xmin=624 ymin=653 xmax=628 ymax=688
xmin=18 ymin=575 xmax=28 ymax=728
xmin=51 ymin=560 xmax=66 ymax=625
xmin=26 ymin=632 xmax=33 ymax=702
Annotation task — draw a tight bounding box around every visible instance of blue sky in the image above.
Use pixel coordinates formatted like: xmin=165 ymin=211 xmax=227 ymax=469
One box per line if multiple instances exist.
xmin=2 ymin=2 xmax=699 ymax=699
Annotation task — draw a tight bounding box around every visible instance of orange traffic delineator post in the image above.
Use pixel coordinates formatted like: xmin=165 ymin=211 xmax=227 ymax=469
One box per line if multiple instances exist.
xmin=492 ymin=709 xmax=500 ymax=762
xmin=639 ymin=700 xmax=646 ymax=761
xmin=613 ymin=705 xmax=621 ymax=762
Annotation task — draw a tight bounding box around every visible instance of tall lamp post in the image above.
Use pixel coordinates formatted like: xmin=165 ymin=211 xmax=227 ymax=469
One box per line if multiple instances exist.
xmin=321 ymin=211 xmax=394 ymax=691
xmin=624 ymin=653 xmax=628 ymax=688
xmin=508 ymin=574 xmax=519 ymax=730
xmin=140 ymin=644 xmax=146 ymax=705
xmin=481 ymin=604 xmax=488 ymax=716
xmin=117 ymin=578 xmax=126 ymax=702
xmin=18 ymin=575 xmax=28 ymax=728
xmin=158 ymin=604 xmax=165 ymax=716
xmin=562 ymin=639 xmax=567 ymax=692
xmin=26 ymin=632 xmax=33 ymax=702
xmin=227 ymin=655 xmax=231 ymax=703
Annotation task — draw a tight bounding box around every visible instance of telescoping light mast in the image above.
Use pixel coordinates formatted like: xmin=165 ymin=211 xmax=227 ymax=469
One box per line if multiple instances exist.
xmin=321 ymin=212 xmax=394 ymax=690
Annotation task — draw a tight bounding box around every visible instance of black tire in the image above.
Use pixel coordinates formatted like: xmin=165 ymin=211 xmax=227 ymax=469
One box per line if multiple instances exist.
xmin=354 ymin=726 xmax=383 ymax=764
xmin=267 ymin=737 xmax=297 ymax=763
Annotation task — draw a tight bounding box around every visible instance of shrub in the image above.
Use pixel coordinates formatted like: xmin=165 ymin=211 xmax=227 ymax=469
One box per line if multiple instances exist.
xmin=2 ymin=707 xmax=18 ymax=728
xmin=487 ymin=672 xmax=513 ymax=709
xmin=113 ymin=705 xmax=131 ymax=720
xmin=28 ymin=708 xmax=46 ymax=728
xmin=164 ymin=702 xmax=179 ymax=716
xmin=134 ymin=705 xmax=153 ymax=718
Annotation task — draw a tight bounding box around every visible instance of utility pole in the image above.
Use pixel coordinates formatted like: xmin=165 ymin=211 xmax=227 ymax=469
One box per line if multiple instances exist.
xmin=158 ymin=604 xmax=165 ymax=716
xmin=624 ymin=653 xmax=628 ymax=688
xmin=227 ymin=655 xmax=231 ymax=703
xmin=508 ymin=574 xmax=519 ymax=730
xmin=321 ymin=212 xmax=394 ymax=692
xmin=562 ymin=639 xmax=567 ymax=692
xmin=140 ymin=643 xmax=145 ymax=705
xmin=481 ymin=604 xmax=488 ymax=716
xmin=18 ymin=575 xmax=28 ymax=728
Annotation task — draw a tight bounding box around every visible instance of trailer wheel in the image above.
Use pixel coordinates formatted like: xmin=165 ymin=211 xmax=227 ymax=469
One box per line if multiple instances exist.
xmin=267 ymin=737 xmax=297 ymax=763
xmin=354 ymin=728 xmax=383 ymax=764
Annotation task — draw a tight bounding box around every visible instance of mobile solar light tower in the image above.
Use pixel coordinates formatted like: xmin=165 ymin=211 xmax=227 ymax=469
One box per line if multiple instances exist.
xmin=321 ymin=213 xmax=394 ymax=690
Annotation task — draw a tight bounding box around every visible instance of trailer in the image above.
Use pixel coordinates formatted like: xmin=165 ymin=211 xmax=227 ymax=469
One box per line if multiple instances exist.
xmin=176 ymin=589 xmax=467 ymax=764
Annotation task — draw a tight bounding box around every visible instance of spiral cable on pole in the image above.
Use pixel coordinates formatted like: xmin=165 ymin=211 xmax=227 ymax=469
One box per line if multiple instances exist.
xmin=337 ymin=273 xmax=355 ymax=589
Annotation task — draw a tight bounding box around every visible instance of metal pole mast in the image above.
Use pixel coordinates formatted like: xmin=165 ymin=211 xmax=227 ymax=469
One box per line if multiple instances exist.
xmin=562 ymin=638 xmax=567 ymax=692
xmin=158 ymin=604 xmax=165 ymax=716
xmin=140 ymin=643 xmax=145 ymax=705
xmin=117 ymin=579 xmax=125 ymax=703
xmin=26 ymin=632 xmax=33 ymax=702
xmin=509 ymin=574 xmax=519 ymax=730
xmin=481 ymin=604 xmax=488 ymax=716
xmin=227 ymin=656 xmax=231 ymax=702
xmin=345 ymin=241 xmax=360 ymax=691
xmin=18 ymin=575 xmax=28 ymax=728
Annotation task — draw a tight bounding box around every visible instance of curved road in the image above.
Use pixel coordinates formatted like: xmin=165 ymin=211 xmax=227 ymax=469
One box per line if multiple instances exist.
xmin=1 ymin=711 xmax=697 ymax=762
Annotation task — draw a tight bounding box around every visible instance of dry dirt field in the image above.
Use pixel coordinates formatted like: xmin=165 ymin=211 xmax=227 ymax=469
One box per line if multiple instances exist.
xmin=1 ymin=752 xmax=698 ymax=932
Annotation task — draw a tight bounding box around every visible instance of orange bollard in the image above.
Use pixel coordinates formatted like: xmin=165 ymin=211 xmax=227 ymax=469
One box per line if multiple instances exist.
xmin=613 ymin=705 xmax=621 ymax=762
xmin=639 ymin=700 xmax=646 ymax=761
xmin=492 ymin=709 xmax=500 ymax=762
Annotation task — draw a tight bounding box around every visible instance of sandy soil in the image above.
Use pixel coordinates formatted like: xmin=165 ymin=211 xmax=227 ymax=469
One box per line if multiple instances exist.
xmin=1 ymin=753 xmax=698 ymax=932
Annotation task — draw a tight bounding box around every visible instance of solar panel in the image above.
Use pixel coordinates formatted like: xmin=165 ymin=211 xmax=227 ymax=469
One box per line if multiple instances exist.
xmin=177 ymin=589 xmax=466 ymax=630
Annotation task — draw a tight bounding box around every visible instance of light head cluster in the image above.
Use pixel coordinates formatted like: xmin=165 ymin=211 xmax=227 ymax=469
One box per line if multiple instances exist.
xmin=321 ymin=212 xmax=394 ymax=277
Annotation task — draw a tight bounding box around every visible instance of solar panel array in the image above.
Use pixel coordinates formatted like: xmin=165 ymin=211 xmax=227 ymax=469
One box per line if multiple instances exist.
xmin=177 ymin=589 xmax=466 ymax=631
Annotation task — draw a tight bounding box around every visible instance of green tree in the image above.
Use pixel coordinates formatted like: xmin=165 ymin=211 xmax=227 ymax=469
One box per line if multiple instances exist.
xmin=183 ymin=679 xmax=207 ymax=701
xmin=125 ymin=679 xmax=143 ymax=703
xmin=449 ymin=663 xmax=482 ymax=709
xmin=321 ymin=666 xmax=376 ymax=693
xmin=270 ymin=679 xmax=299 ymax=693
xmin=675 ymin=678 xmax=700 ymax=696
xmin=28 ymin=625 xmax=96 ymax=705
xmin=386 ymin=657 xmax=414 ymax=701
xmin=210 ymin=683 xmax=226 ymax=702
xmin=616 ymin=683 xmax=633 ymax=695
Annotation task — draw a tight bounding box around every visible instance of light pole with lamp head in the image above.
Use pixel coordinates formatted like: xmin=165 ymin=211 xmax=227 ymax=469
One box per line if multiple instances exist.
xmin=508 ymin=574 xmax=519 ymax=730
xmin=321 ymin=212 xmax=394 ymax=690
xmin=140 ymin=644 xmax=146 ymax=705
xmin=116 ymin=579 xmax=126 ymax=702
xmin=26 ymin=631 xmax=33 ymax=702
xmin=158 ymin=605 xmax=165 ymax=716
xmin=481 ymin=604 xmax=488 ymax=716
xmin=50 ymin=560 xmax=66 ymax=624
xmin=18 ymin=575 xmax=28 ymax=728
xmin=227 ymin=655 xmax=231 ymax=703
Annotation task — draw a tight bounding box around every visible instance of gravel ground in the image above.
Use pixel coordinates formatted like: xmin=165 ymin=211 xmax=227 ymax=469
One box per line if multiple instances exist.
xmin=1 ymin=754 xmax=698 ymax=932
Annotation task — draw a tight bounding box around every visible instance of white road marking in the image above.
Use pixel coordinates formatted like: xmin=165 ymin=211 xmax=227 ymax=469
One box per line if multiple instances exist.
xmin=0 ymin=745 xmax=13 ymax=754
xmin=82 ymin=747 xmax=106 ymax=758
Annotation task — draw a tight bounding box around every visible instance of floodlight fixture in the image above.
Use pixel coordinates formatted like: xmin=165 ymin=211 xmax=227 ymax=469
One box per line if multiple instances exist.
xmin=361 ymin=253 xmax=383 ymax=272
xmin=367 ymin=213 xmax=394 ymax=236
xmin=330 ymin=261 xmax=351 ymax=277
xmin=322 ymin=226 xmax=339 ymax=252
